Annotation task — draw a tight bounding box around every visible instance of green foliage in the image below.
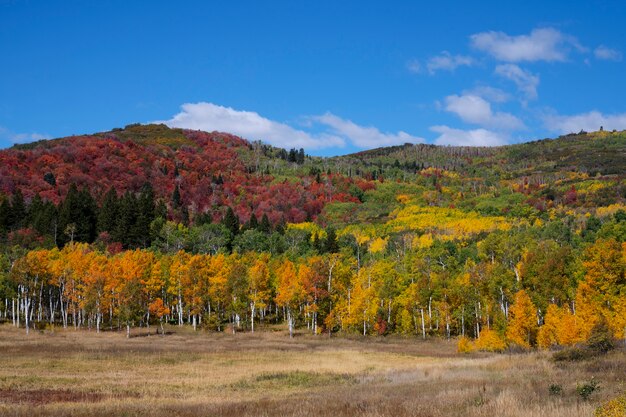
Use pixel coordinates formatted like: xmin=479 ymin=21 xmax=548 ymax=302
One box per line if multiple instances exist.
xmin=549 ymin=384 xmax=563 ymax=396
xmin=577 ymin=377 xmax=600 ymax=401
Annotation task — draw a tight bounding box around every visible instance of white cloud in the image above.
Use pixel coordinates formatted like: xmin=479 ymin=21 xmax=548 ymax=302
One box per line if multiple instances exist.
xmin=594 ymin=45 xmax=623 ymax=61
xmin=463 ymin=85 xmax=511 ymax=103
xmin=157 ymin=102 xmax=345 ymax=149
xmin=544 ymin=110 xmax=626 ymax=133
xmin=444 ymin=94 xmax=524 ymax=130
xmin=158 ymin=102 xmax=424 ymax=151
xmin=0 ymin=126 xmax=50 ymax=145
xmin=430 ymin=125 xmax=508 ymax=146
xmin=470 ymin=28 xmax=584 ymax=62
xmin=426 ymin=51 xmax=475 ymax=74
xmin=495 ymin=64 xmax=539 ymax=101
xmin=313 ymin=112 xmax=424 ymax=148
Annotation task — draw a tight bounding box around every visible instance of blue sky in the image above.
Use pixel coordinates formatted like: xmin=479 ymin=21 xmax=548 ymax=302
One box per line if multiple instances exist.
xmin=1 ymin=1 xmax=625 ymax=155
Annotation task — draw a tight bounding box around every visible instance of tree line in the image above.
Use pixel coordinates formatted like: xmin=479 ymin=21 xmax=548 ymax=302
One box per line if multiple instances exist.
xmin=1 ymin=214 xmax=624 ymax=349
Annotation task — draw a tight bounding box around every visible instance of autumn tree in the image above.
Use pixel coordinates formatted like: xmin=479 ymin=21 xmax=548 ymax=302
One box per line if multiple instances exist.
xmin=506 ymin=290 xmax=538 ymax=349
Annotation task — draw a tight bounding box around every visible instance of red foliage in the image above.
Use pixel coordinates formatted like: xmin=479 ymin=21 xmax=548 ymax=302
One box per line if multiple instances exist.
xmin=0 ymin=130 xmax=364 ymax=224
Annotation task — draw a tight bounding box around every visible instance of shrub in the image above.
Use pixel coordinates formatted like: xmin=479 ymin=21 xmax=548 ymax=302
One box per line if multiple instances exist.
xmin=457 ymin=336 xmax=474 ymax=353
xmin=595 ymin=393 xmax=626 ymax=417
xmin=552 ymin=347 xmax=593 ymax=362
xmin=549 ymin=384 xmax=563 ymax=396
xmin=577 ymin=377 xmax=600 ymax=401
xmin=474 ymin=329 xmax=507 ymax=352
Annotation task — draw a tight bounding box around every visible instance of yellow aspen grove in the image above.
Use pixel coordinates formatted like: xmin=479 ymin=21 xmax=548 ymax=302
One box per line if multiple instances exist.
xmin=506 ymin=290 xmax=538 ymax=349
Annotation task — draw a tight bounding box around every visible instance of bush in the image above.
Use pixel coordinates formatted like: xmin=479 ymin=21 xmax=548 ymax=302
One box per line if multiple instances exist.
xmin=553 ymin=347 xmax=593 ymax=362
xmin=595 ymin=393 xmax=626 ymax=417
xmin=549 ymin=384 xmax=563 ymax=396
xmin=457 ymin=336 xmax=474 ymax=353
xmin=577 ymin=377 xmax=600 ymax=401
xmin=474 ymin=329 xmax=507 ymax=352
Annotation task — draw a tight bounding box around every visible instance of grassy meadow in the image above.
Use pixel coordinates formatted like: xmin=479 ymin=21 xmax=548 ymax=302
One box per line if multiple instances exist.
xmin=0 ymin=324 xmax=624 ymax=417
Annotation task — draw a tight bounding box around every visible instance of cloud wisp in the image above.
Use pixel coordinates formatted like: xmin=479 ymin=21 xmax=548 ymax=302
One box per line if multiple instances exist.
xmin=470 ymin=28 xmax=584 ymax=62
xmin=426 ymin=51 xmax=475 ymax=74
xmin=157 ymin=102 xmax=424 ymax=151
xmin=594 ymin=45 xmax=623 ymax=61
xmin=495 ymin=64 xmax=540 ymax=101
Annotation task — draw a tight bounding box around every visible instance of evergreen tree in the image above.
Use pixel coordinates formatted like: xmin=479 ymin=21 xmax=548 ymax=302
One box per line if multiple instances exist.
xmin=0 ymin=197 xmax=11 ymax=235
xmin=27 ymin=194 xmax=44 ymax=228
xmin=324 ymin=227 xmax=339 ymax=253
xmin=43 ymin=172 xmax=56 ymax=186
xmin=58 ymin=185 xmax=79 ymax=245
xmin=312 ymin=233 xmax=322 ymax=253
xmin=180 ymin=205 xmax=190 ymax=226
xmin=114 ymin=191 xmax=139 ymax=247
xmin=222 ymin=207 xmax=240 ymax=236
xmin=172 ymin=184 xmax=181 ymax=209
xmin=248 ymin=213 xmax=259 ymax=230
xmin=33 ymin=201 xmax=58 ymax=241
xmin=10 ymin=189 xmax=26 ymax=230
xmin=98 ymin=188 xmax=119 ymax=234
xmin=78 ymin=187 xmax=98 ymax=243
xmin=135 ymin=183 xmax=156 ymax=247
xmin=259 ymin=214 xmax=272 ymax=234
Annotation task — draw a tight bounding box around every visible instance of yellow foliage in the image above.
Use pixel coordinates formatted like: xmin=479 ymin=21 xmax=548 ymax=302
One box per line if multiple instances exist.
xmin=396 ymin=194 xmax=411 ymax=204
xmin=457 ymin=336 xmax=474 ymax=353
xmin=538 ymin=304 xmax=582 ymax=349
xmin=369 ymin=237 xmax=388 ymax=254
xmin=474 ymin=329 xmax=507 ymax=352
xmin=287 ymin=222 xmax=325 ymax=239
xmin=413 ymin=233 xmax=434 ymax=249
xmin=595 ymin=393 xmax=626 ymax=417
xmin=506 ymin=290 xmax=538 ymax=349
xmin=596 ymin=203 xmax=626 ymax=219
xmin=389 ymin=205 xmax=513 ymax=241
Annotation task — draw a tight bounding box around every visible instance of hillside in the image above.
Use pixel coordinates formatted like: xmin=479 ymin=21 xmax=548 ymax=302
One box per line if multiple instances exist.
xmin=0 ymin=123 xmax=624 ymax=351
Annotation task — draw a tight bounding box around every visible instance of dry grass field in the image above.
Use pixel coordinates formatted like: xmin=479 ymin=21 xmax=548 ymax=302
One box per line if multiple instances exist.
xmin=0 ymin=324 xmax=624 ymax=417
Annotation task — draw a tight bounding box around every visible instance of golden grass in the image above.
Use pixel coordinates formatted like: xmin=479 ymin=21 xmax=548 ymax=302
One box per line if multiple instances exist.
xmin=0 ymin=324 xmax=624 ymax=416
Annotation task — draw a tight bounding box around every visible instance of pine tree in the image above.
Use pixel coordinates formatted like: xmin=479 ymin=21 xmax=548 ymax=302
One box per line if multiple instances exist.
xmin=223 ymin=207 xmax=240 ymax=236
xmin=259 ymin=214 xmax=272 ymax=234
xmin=78 ymin=187 xmax=98 ymax=243
xmin=0 ymin=197 xmax=11 ymax=235
xmin=10 ymin=189 xmax=26 ymax=230
xmin=324 ymin=228 xmax=339 ymax=254
xmin=114 ymin=191 xmax=139 ymax=247
xmin=98 ymin=188 xmax=119 ymax=234
xmin=172 ymin=184 xmax=181 ymax=209
xmin=58 ymin=185 xmax=82 ymax=245
xmin=135 ymin=183 xmax=156 ymax=247
xmin=248 ymin=213 xmax=259 ymax=230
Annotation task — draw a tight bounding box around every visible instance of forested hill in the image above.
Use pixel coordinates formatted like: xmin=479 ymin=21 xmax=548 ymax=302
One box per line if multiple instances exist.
xmin=0 ymin=123 xmax=625 ymax=347
xmin=0 ymin=123 xmax=624 ymax=248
